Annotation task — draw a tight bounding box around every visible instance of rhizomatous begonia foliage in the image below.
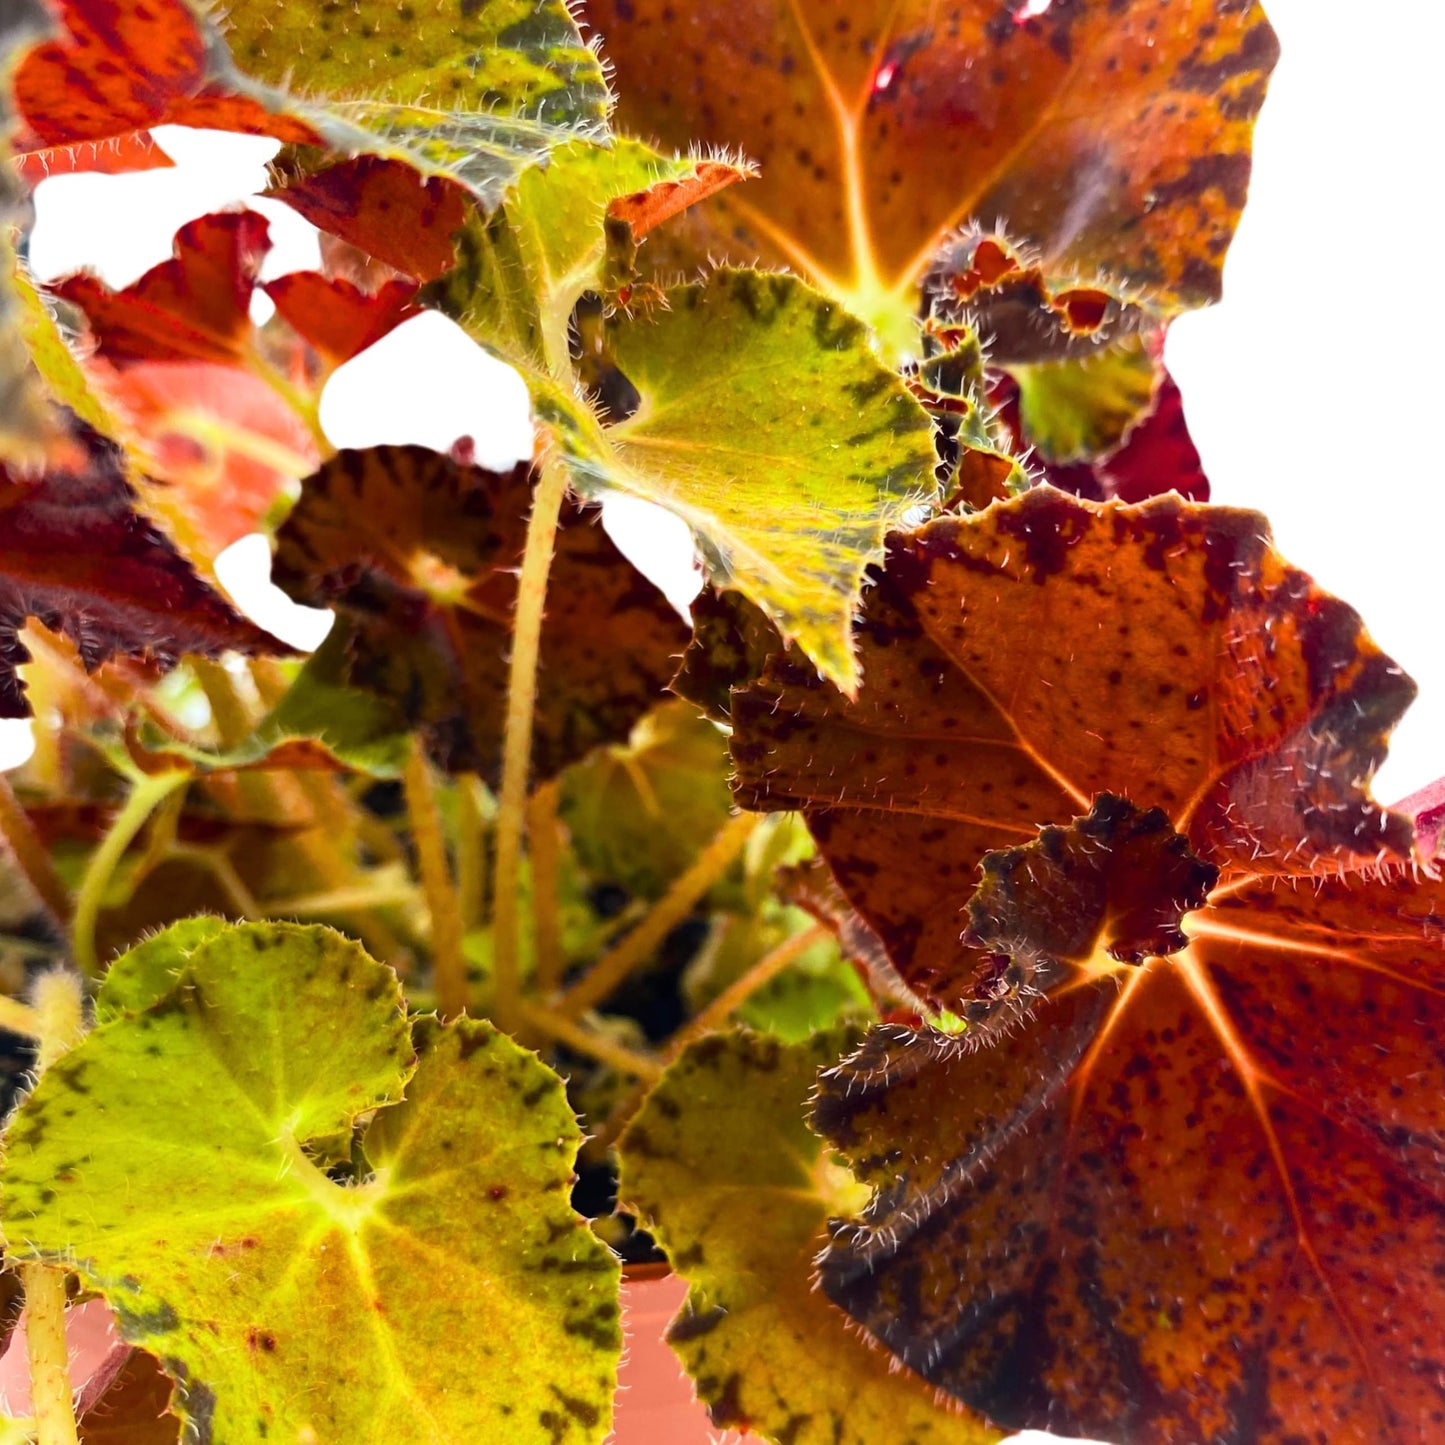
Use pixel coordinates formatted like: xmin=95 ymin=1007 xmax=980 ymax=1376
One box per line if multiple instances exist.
xmin=0 ymin=2 xmax=1437 ymax=1443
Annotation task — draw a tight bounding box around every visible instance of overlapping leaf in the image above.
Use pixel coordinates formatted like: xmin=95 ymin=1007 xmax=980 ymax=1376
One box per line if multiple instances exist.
xmin=1 ymin=920 xmax=621 ymax=1444
xmin=1 ymin=420 xmax=287 ymax=719
xmin=720 ymin=489 xmax=1440 ymax=1440
xmin=561 ymin=270 xmax=937 ymax=691
xmin=11 ymin=0 xmax=610 ymax=206
xmin=53 ymin=211 xmax=270 ymax=368
xmin=559 ymin=700 xmax=734 ymax=900
xmin=271 ymin=444 xmax=689 ymax=780
xmin=585 ymin=0 xmax=1279 ymax=345
xmin=814 ymin=798 xmax=1445 ymax=1442
xmin=618 ymin=1028 xmax=997 ymax=1445
xmin=994 ymin=366 xmax=1211 ymax=503
xmin=268 ymin=156 xmax=473 ymax=282
xmin=430 ymin=136 xmax=754 ymax=377
xmin=732 ymin=488 xmax=1415 ymax=1004
xmin=265 ymin=274 xmax=419 ymax=365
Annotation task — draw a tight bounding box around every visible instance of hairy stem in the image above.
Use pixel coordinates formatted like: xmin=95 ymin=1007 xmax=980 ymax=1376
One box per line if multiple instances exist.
xmin=557 ymin=812 xmax=759 ymax=1020
xmin=72 ymin=770 xmax=189 ymax=977
xmin=402 ymin=739 xmax=468 ymax=1019
xmin=455 ymin=774 xmax=489 ymax=930
xmin=30 ymin=971 xmax=86 ymax=1074
xmin=21 ymin=1264 xmax=78 ymax=1445
xmin=518 ymin=1001 xmax=662 ymax=1082
xmin=527 ymin=779 xmax=564 ymax=997
xmin=0 ymin=773 xmax=72 ymax=927
xmin=491 ymin=455 xmax=570 ymax=1036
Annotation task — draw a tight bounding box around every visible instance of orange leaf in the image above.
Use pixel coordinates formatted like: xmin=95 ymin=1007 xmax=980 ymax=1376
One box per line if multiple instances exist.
xmin=264 ymin=273 xmax=420 ymax=365
xmin=585 ymin=0 xmax=1279 ymax=316
xmin=730 ymin=489 xmax=1416 ymax=1007
xmin=12 ymin=127 xmax=172 ymax=178
xmin=813 ymin=799 xmax=1445 ymax=1442
xmin=606 ymin=157 xmax=754 ymax=242
xmin=727 ymin=489 xmax=1442 ymax=1440
xmin=11 ymin=0 xmax=314 ymax=150
xmin=53 ymin=211 xmax=270 ymax=367
xmin=94 ymin=358 xmax=319 ymax=555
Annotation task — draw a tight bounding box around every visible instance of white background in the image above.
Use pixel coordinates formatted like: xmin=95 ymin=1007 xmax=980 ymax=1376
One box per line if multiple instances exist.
xmin=2 ymin=2 xmax=1439 ymax=1441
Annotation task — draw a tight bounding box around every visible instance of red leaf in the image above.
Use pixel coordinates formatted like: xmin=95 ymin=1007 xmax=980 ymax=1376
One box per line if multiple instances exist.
xmin=12 ymin=127 xmax=172 ymax=179
xmin=0 ymin=420 xmax=289 ymax=719
xmin=813 ymin=812 xmax=1445 ymax=1442
xmin=606 ymin=159 xmax=755 ymax=243
xmin=264 ymin=274 xmax=420 ymax=365
xmin=53 ymin=211 xmax=270 ymax=367
xmin=266 ymin=157 xmax=471 ymax=283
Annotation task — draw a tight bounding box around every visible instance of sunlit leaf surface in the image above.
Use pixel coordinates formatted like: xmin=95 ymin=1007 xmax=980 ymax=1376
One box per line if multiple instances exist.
xmin=2 ymin=921 xmax=620 ymax=1444
xmin=722 ymin=488 xmax=1439 ymax=1441
xmin=580 ymin=270 xmax=936 ymax=691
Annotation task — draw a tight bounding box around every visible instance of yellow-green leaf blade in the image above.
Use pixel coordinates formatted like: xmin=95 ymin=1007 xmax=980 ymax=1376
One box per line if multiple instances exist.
xmin=1 ymin=922 xmax=620 ymax=1444
xmin=618 ymin=1027 xmax=1000 ymax=1445
xmin=599 ymin=270 xmax=936 ymax=691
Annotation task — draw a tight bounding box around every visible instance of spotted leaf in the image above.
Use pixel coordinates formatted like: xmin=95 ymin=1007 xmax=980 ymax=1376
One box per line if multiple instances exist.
xmin=1 ymin=921 xmax=620 ymax=1444
xmin=730 ymin=487 xmax=1416 ymax=1009
xmin=11 ymin=0 xmax=609 ymax=206
xmin=618 ymin=1028 xmax=998 ymax=1445
xmin=271 ymin=445 xmax=689 ymax=781
xmin=813 ymin=795 xmax=1445 ymax=1443
xmin=584 ymin=0 xmax=1279 ymax=348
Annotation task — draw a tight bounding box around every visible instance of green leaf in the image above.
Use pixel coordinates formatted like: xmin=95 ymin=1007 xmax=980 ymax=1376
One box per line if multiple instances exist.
xmin=2 ymin=921 xmax=621 ymax=1444
xmin=17 ymin=0 xmax=609 ymax=211
xmin=430 ymin=136 xmax=751 ymax=375
xmin=559 ymin=700 xmax=733 ymax=900
xmin=220 ymin=0 xmax=610 ymax=205
xmin=130 ymin=624 xmax=413 ymax=781
xmin=94 ymin=914 xmax=227 ymax=1022
xmin=575 ymin=270 xmax=936 ymax=691
xmin=1011 ymin=334 xmax=1160 ymax=464
xmin=618 ymin=1028 xmax=999 ymax=1445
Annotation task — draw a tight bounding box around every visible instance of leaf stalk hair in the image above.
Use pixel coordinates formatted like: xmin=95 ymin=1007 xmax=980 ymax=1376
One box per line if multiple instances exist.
xmin=402 ymin=738 xmax=468 ymax=1019
xmin=491 ymin=450 xmax=571 ymax=1036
